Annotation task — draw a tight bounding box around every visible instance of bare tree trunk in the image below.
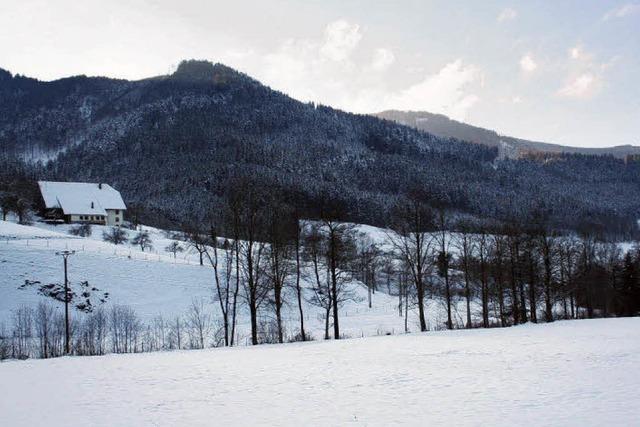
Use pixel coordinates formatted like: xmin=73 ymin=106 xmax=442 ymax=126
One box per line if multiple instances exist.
xmin=294 ymin=223 xmax=306 ymax=341
xmin=404 ymin=280 xmax=409 ymax=333
xmin=438 ymin=222 xmax=453 ymax=330
xmin=528 ymin=254 xmax=538 ymax=323
xmin=230 ymin=239 xmax=240 ymax=346
xmin=509 ymin=236 xmax=520 ymax=325
xmin=329 ymin=236 xmax=340 ymax=340
xmin=478 ymin=233 xmax=489 ymax=328
xmin=398 ymin=277 xmax=403 ymax=317
xmin=207 ymin=234 xmax=229 ymax=347
xmin=541 ymin=237 xmax=554 ymax=322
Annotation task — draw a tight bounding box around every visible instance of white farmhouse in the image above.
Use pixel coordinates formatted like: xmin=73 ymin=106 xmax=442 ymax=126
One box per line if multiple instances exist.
xmin=38 ymin=181 xmax=126 ymax=226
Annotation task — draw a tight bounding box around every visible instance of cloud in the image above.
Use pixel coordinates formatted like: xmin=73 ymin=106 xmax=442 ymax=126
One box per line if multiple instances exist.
xmin=559 ymin=44 xmax=612 ymax=99
xmin=233 ymin=20 xmax=481 ymax=120
xmin=497 ymin=8 xmax=518 ymax=22
xmin=603 ymin=3 xmax=640 ymax=20
xmin=519 ymin=54 xmax=537 ymax=72
xmin=568 ymin=45 xmax=596 ymax=64
xmin=259 ymin=20 xmax=364 ymax=103
xmin=371 ymin=48 xmax=395 ymax=71
xmin=386 ymin=60 xmax=481 ymax=121
xmin=570 ymin=46 xmax=585 ymax=60
xmin=319 ymin=20 xmax=362 ymax=61
xmin=557 ymin=73 xmax=600 ymax=98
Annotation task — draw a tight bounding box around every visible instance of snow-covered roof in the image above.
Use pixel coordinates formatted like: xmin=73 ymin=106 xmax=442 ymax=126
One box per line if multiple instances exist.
xmin=38 ymin=181 xmax=126 ymax=216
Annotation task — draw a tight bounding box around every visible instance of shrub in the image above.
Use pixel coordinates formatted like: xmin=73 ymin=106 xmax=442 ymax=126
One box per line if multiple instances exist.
xmin=69 ymin=223 xmax=92 ymax=237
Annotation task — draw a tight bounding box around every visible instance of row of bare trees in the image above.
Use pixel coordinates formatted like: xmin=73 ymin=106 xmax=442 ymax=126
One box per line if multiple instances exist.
xmin=385 ymin=194 xmax=640 ymax=330
xmin=199 ymin=180 xmax=362 ymax=345
xmin=0 ymin=299 xmax=225 ymax=360
xmin=185 ymin=183 xmax=640 ymax=344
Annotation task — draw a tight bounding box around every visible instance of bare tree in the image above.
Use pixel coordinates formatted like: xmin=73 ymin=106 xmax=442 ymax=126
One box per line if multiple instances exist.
xmin=322 ymin=219 xmax=357 ymax=339
xmin=103 ymin=227 xmax=128 ymax=245
xmin=109 ymin=305 xmax=141 ymax=353
xmin=538 ymin=230 xmax=558 ymax=322
xmin=76 ymin=308 xmax=108 ymax=356
xmin=595 ymin=242 xmax=622 ymax=318
xmin=186 ymin=298 xmax=211 ymax=349
xmin=434 ymin=208 xmax=454 ymax=329
xmin=355 ymin=233 xmax=380 ymax=309
xmin=131 ymin=230 xmax=153 ymax=252
xmin=475 ymin=229 xmax=490 ymax=327
xmin=183 ymin=226 xmax=208 ymax=266
xmin=170 ymin=315 xmax=184 ymax=349
xmin=165 ymin=241 xmax=184 ymax=258
xmin=0 ymin=322 xmax=9 ymax=360
xmin=491 ymin=233 xmax=508 ymax=327
xmin=454 ymin=222 xmax=475 ymax=328
xmin=387 ymin=196 xmax=435 ymax=332
xmin=505 ymin=222 xmax=525 ymax=324
xmin=228 ymin=178 xmax=269 ymax=345
xmin=303 ymin=221 xmax=333 ymax=339
xmin=14 ymin=197 xmax=32 ymax=224
xmin=264 ymin=203 xmax=295 ymax=344
xmin=34 ymin=302 xmax=56 ymax=358
xmin=293 ymin=211 xmax=306 ymax=341
xmin=206 ymin=227 xmax=238 ymax=347
xmin=69 ymin=223 xmax=92 ymax=237
xmin=11 ymin=305 xmax=34 ymax=359
xmin=558 ymin=237 xmax=580 ymax=318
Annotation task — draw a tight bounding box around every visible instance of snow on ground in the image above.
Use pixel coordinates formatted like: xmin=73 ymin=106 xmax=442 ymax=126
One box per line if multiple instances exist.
xmin=1 ymin=220 xmax=434 ymax=341
xmin=1 ymin=318 xmax=638 ymax=426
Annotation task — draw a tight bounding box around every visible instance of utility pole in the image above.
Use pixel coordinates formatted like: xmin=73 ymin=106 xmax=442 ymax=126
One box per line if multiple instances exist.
xmin=56 ymin=250 xmax=76 ymax=355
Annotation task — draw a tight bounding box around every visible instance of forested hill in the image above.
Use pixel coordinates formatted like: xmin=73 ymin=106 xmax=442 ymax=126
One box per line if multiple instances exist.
xmin=1 ymin=60 xmax=639 ymax=236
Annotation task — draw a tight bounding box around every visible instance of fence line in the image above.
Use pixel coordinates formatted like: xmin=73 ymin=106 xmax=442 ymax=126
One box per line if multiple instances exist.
xmin=1 ymin=238 xmax=203 ymax=267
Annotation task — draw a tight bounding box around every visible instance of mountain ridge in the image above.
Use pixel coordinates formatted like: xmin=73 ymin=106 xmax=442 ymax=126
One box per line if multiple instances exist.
xmin=374 ymin=110 xmax=640 ymax=159
xmin=1 ymin=60 xmax=639 ymax=237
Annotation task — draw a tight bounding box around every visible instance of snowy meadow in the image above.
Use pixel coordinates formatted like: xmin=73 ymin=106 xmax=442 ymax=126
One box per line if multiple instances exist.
xmin=1 ymin=318 xmax=638 ymax=426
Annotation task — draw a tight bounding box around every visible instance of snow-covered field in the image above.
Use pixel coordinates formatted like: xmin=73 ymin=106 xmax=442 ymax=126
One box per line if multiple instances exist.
xmin=1 ymin=318 xmax=638 ymax=426
xmin=1 ymin=219 xmax=445 ymax=342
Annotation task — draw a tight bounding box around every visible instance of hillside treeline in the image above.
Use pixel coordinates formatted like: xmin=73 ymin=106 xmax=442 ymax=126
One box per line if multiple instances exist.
xmin=0 ymin=61 xmax=639 ymax=238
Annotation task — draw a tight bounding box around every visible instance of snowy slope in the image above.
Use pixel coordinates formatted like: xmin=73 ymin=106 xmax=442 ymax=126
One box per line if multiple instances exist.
xmin=4 ymin=219 xmax=631 ymax=341
xmin=1 ymin=318 xmax=638 ymax=426
xmin=0 ymin=220 xmax=431 ymax=341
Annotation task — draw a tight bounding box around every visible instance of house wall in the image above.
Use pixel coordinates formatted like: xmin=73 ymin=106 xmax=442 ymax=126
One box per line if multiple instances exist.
xmin=68 ymin=215 xmax=106 ymax=224
xmin=106 ymin=209 xmax=124 ymax=226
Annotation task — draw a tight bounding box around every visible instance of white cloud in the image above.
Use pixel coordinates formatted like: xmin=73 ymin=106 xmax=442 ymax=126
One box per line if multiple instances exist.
xmin=497 ymin=8 xmax=518 ymax=22
xmin=557 ymin=73 xmax=600 ymax=98
xmin=319 ymin=20 xmax=362 ymax=61
xmin=387 ymin=59 xmax=481 ymax=121
xmin=231 ymin=20 xmax=481 ymax=120
xmin=570 ymin=46 xmax=584 ymax=60
xmin=512 ymin=96 xmax=523 ymax=104
xmin=603 ymin=3 xmax=640 ymax=20
xmin=519 ymin=54 xmax=537 ymax=72
xmin=259 ymin=20 xmax=364 ymax=104
xmin=371 ymin=48 xmax=395 ymax=71
xmin=568 ymin=45 xmax=596 ymax=64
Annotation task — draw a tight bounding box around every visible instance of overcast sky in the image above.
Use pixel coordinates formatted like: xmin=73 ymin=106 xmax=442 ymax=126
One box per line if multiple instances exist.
xmin=1 ymin=0 xmax=639 ymax=148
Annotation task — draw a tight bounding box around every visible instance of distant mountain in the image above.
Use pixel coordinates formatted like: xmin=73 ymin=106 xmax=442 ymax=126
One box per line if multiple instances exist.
xmin=374 ymin=110 xmax=640 ymax=159
xmin=1 ymin=60 xmax=639 ymax=236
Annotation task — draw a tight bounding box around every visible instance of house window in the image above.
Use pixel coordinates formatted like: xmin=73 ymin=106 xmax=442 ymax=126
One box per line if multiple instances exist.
xmin=115 ymin=210 xmax=120 ymax=215
xmin=115 ymin=217 xmax=120 ymax=222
